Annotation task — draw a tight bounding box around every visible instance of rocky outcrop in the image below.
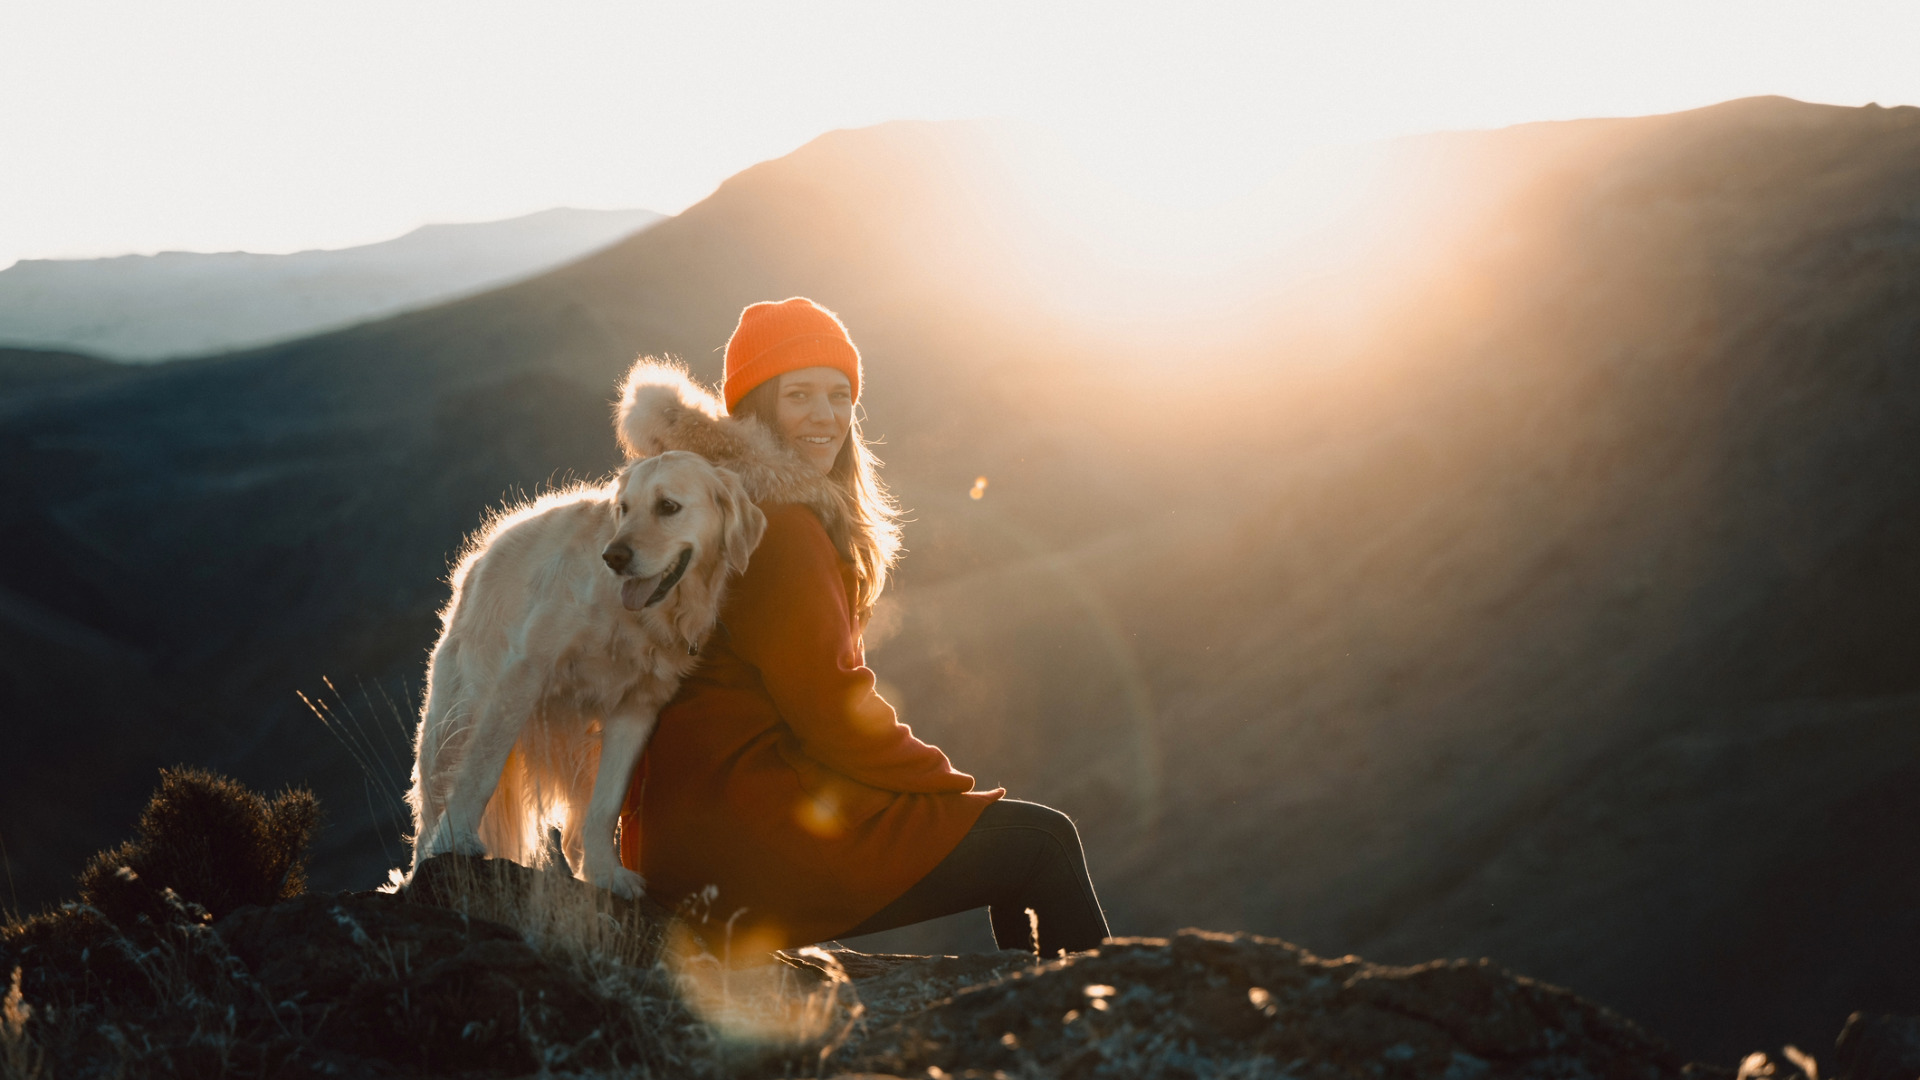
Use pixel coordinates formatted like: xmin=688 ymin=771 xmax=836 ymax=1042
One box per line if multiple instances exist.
xmin=2 ymin=868 xmax=1724 ymax=1079
xmin=218 ymin=890 xmax=631 ymax=1075
xmin=827 ymin=930 xmax=1710 ymax=1080
xmin=1 ymin=855 xmax=719 ymax=1078
xmin=0 ymin=783 xmax=1728 ymax=1080
xmin=4 ymin=765 xmax=1911 ymax=1079
xmin=5 ymin=847 xmax=1910 ymax=1079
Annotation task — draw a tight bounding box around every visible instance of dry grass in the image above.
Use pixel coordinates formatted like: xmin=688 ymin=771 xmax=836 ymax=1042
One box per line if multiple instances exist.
xmin=1 ymin=966 xmax=44 ymax=1080
xmin=406 ymin=851 xmax=874 ymax=1076
xmin=0 ymin=892 xmax=321 ymax=1077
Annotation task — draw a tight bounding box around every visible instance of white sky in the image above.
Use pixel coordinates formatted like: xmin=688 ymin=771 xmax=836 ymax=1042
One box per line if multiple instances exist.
xmin=4 ymin=1 xmax=1918 ymax=269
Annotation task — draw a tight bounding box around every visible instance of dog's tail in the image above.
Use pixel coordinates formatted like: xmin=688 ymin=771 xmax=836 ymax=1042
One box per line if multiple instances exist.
xmin=477 ymin=746 xmax=545 ymax=867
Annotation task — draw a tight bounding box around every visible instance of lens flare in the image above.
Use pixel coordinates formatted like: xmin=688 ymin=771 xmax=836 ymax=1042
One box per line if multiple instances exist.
xmin=794 ymin=792 xmax=846 ymax=839
xmin=667 ymin=924 xmax=858 ymax=1047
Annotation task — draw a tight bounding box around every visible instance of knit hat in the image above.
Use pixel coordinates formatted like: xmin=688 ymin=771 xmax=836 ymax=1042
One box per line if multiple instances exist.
xmin=722 ymin=297 xmax=862 ymax=412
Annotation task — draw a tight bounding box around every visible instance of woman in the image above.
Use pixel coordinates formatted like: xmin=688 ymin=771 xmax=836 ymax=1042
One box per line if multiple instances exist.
xmin=616 ymin=297 xmax=1108 ymax=958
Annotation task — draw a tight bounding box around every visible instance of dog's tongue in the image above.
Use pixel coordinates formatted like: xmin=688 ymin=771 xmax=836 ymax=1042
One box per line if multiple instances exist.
xmin=621 ymin=575 xmax=662 ymax=611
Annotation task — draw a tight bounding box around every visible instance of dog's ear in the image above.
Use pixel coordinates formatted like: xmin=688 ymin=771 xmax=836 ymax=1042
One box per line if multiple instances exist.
xmin=610 ymin=463 xmax=633 ymax=514
xmin=715 ymin=467 xmax=767 ymax=576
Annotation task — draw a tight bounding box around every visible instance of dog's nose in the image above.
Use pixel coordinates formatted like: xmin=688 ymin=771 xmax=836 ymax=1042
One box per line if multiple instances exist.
xmin=602 ymin=543 xmax=632 ymax=573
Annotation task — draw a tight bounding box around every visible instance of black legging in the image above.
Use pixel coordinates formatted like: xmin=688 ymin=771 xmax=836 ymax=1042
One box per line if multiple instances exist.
xmin=843 ymin=799 xmax=1109 ymax=956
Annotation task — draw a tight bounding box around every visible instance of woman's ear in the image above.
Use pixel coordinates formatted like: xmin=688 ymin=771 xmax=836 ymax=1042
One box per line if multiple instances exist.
xmin=718 ymin=469 xmax=768 ymax=576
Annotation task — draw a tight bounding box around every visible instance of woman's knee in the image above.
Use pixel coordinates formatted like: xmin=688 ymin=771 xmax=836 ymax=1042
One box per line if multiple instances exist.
xmin=983 ymin=799 xmax=1086 ymax=857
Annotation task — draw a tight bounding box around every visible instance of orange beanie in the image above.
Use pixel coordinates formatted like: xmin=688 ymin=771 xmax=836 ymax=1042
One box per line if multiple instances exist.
xmin=722 ymin=297 xmax=862 ymax=412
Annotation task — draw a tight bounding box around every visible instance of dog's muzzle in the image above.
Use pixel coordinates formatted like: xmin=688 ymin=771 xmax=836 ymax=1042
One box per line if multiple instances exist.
xmin=608 ymin=545 xmax=693 ymax=611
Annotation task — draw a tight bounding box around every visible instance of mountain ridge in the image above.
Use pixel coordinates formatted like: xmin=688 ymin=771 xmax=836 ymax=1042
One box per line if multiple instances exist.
xmin=0 ymin=206 xmax=662 ymax=361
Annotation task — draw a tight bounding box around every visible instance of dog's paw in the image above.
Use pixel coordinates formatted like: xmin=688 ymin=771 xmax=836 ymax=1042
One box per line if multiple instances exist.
xmin=589 ymin=864 xmax=648 ymax=899
xmin=420 ymin=820 xmax=486 ymax=860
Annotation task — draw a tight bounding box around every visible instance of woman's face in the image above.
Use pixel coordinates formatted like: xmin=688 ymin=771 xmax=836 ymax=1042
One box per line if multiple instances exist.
xmin=774 ymin=366 xmax=853 ymax=475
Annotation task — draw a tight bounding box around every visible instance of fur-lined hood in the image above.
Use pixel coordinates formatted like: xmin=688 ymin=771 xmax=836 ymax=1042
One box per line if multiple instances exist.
xmin=614 ymin=359 xmax=843 ymax=529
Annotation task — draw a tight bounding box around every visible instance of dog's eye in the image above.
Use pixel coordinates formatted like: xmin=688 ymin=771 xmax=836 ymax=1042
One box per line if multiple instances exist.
xmin=656 ymin=498 xmax=681 ymax=517
xmin=618 ymin=501 xmax=628 ymax=515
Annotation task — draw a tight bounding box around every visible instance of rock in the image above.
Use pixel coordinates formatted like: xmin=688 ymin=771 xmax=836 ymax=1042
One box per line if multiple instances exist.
xmin=10 ymin=893 xmax=1878 ymax=1080
xmin=219 ymin=889 xmax=521 ymax=1003
xmin=833 ymin=929 xmax=1706 ymax=1080
xmin=210 ymin=856 xmax=700 ymax=1075
xmin=332 ymin=933 xmax=617 ymax=1071
xmin=4 ymin=807 xmax=727 ymax=1079
xmin=16 ymin=814 xmax=1895 ymax=1080
xmin=401 ymin=852 xmax=678 ymax=967
xmin=219 ymin=889 xmax=622 ymax=1074
xmin=1343 ymin=956 xmax=1667 ymax=1062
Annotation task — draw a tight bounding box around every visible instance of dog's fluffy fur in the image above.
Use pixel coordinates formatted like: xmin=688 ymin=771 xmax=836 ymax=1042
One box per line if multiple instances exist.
xmin=409 ymin=449 xmax=764 ymax=895
xmin=408 ymin=359 xmax=837 ymax=895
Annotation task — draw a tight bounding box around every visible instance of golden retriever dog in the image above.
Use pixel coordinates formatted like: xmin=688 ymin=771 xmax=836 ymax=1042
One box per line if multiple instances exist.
xmin=408 ymin=450 xmax=766 ymax=896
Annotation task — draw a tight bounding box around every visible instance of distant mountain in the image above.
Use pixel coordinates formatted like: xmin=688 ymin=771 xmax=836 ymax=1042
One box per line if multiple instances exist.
xmin=4 ymin=100 xmax=1920 ymax=1063
xmin=0 ymin=207 xmax=662 ymax=361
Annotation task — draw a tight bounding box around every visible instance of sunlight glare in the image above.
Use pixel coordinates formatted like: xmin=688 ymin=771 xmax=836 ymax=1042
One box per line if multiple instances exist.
xmin=6 ymin=1 xmax=1920 ymax=266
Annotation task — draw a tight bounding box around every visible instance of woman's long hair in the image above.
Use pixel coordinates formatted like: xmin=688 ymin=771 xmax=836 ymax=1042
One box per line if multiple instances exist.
xmin=734 ymin=377 xmax=902 ymax=620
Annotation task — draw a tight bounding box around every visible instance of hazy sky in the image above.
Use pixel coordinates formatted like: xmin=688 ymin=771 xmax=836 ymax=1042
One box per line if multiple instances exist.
xmin=5 ymin=1 xmax=1918 ymax=268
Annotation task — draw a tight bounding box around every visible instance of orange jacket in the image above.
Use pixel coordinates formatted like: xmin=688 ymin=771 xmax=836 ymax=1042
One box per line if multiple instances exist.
xmin=620 ymin=503 xmax=1001 ymax=952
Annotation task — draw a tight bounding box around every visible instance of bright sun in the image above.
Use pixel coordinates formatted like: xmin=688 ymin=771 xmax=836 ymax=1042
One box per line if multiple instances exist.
xmin=4 ymin=1 xmax=1920 ymax=267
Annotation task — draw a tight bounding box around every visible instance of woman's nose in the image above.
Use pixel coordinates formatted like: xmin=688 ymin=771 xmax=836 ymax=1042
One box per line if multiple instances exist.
xmin=809 ymin=396 xmax=836 ymax=422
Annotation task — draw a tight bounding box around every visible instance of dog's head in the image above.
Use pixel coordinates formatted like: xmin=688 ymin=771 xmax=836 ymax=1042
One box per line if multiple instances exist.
xmin=602 ymin=451 xmax=767 ymax=611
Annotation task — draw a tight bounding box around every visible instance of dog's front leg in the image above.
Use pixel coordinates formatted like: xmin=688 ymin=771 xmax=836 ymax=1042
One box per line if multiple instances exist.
xmin=581 ymin=708 xmax=655 ymax=898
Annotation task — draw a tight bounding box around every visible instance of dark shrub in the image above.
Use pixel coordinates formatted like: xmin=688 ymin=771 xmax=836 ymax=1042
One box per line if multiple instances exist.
xmin=77 ymin=766 xmax=319 ymax=926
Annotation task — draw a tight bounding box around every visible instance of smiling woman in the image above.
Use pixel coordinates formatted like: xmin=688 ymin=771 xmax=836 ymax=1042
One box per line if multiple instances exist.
xmin=619 ymin=298 xmax=1110 ymax=958
xmin=727 ymin=301 xmax=857 ymax=476
xmin=766 ymin=368 xmax=854 ymax=472
xmin=725 ymin=298 xmax=892 ymax=618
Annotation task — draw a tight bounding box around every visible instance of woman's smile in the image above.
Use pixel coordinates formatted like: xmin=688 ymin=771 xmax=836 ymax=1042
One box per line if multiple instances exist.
xmin=774 ymin=366 xmax=854 ymax=474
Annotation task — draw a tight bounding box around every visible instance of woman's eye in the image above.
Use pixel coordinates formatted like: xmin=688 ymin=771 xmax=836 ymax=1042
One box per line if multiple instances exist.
xmin=618 ymin=501 xmax=628 ymax=515
xmin=656 ymin=498 xmax=681 ymax=516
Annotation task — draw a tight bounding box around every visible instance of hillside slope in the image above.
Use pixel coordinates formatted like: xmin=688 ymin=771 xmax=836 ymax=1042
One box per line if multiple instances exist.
xmin=2 ymin=100 xmax=1918 ymax=1059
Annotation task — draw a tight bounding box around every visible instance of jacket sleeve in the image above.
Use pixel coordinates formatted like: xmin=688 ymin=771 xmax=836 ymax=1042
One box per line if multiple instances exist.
xmin=726 ymin=504 xmax=977 ymax=795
